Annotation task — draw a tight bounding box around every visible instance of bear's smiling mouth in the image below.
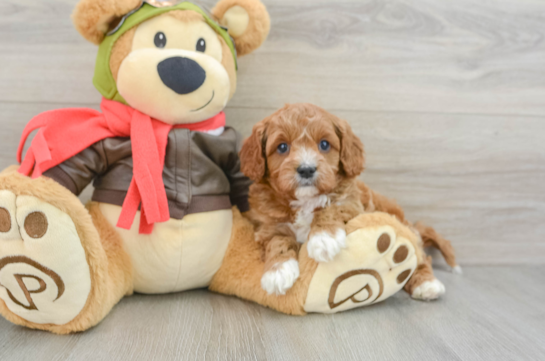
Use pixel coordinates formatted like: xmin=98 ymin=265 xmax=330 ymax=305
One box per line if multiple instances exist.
xmin=190 ymin=91 xmax=215 ymax=112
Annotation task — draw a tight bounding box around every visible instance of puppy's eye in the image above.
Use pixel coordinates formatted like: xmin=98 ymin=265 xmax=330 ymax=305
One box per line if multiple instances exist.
xmin=154 ymin=32 xmax=167 ymax=48
xmin=196 ymin=38 xmax=206 ymax=52
xmin=319 ymin=140 xmax=331 ymax=152
xmin=277 ymin=143 xmax=290 ymax=154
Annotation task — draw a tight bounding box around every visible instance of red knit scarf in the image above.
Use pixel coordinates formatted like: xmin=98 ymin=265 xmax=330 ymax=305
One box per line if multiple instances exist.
xmin=17 ymin=98 xmax=226 ymax=234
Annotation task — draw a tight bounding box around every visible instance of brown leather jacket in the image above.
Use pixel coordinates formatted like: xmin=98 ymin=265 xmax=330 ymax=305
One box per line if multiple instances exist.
xmin=44 ymin=127 xmax=251 ymax=219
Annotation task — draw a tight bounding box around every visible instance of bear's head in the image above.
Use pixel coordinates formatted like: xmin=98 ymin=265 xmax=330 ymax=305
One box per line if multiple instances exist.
xmin=72 ymin=0 xmax=270 ymax=124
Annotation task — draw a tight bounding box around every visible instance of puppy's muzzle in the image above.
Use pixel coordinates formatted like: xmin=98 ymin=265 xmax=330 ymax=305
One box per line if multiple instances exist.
xmin=297 ymin=165 xmax=316 ymax=179
xmin=157 ymin=57 xmax=206 ymax=95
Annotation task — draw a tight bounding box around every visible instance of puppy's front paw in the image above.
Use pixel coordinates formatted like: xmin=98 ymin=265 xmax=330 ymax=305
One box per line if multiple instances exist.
xmin=261 ymin=259 xmax=300 ymax=295
xmin=411 ymin=279 xmax=445 ymax=301
xmin=307 ymin=228 xmax=347 ymax=263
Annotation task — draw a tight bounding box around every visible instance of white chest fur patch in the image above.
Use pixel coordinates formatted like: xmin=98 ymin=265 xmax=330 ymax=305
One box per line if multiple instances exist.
xmin=288 ymin=189 xmax=330 ymax=243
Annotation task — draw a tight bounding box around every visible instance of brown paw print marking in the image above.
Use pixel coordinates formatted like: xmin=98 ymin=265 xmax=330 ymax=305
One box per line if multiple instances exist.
xmin=24 ymin=212 xmax=48 ymax=239
xmin=328 ymin=269 xmax=384 ymax=309
xmin=0 ymin=207 xmax=10 ymax=232
xmin=396 ymin=269 xmax=411 ymax=284
xmin=377 ymin=233 xmax=391 ymax=253
xmin=393 ymin=245 xmax=408 ymax=263
xmin=0 ymin=255 xmax=64 ymax=310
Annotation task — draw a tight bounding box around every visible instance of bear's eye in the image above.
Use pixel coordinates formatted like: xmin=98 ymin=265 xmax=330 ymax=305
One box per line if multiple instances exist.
xmin=196 ymin=38 xmax=206 ymax=52
xmin=154 ymin=32 xmax=167 ymax=48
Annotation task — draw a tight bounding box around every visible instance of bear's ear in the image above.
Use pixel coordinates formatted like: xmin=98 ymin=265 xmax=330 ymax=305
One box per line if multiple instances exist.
xmin=212 ymin=0 xmax=270 ymax=56
xmin=72 ymin=0 xmax=142 ymax=45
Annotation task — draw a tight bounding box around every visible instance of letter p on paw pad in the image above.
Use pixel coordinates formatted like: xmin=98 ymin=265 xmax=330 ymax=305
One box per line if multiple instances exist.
xmin=0 ymin=191 xmax=92 ymax=325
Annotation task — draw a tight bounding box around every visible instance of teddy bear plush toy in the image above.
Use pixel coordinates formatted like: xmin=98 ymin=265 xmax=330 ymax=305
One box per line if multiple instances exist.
xmin=0 ymin=0 xmax=422 ymax=334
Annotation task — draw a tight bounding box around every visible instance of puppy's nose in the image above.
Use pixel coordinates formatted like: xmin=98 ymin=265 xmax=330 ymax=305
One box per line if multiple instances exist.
xmin=157 ymin=57 xmax=206 ymax=95
xmin=297 ymin=166 xmax=317 ymax=179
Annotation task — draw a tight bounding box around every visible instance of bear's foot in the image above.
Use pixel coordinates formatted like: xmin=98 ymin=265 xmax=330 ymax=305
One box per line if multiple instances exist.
xmin=0 ymin=190 xmax=92 ymax=326
xmin=303 ymin=212 xmax=418 ymax=313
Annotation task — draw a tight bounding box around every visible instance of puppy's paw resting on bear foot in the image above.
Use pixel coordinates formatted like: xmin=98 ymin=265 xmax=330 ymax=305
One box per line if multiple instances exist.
xmin=307 ymin=228 xmax=347 ymax=263
xmin=411 ymin=279 xmax=445 ymax=301
xmin=303 ymin=212 xmax=418 ymax=314
xmin=261 ymin=259 xmax=300 ymax=295
xmin=0 ymin=190 xmax=92 ymax=326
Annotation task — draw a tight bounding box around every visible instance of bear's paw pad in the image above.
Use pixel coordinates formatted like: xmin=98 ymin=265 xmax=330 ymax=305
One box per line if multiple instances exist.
xmin=304 ymin=217 xmax=418 ymax=313
xmin=0 ymin=191 xmax=91 ymax=325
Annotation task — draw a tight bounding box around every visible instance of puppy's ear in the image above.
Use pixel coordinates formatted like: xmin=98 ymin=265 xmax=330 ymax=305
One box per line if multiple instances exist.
xmin=240 ymin=121 xmax=267 ymax=182
xmin=336 ymin=118 xmax=365 ymax=178
xmin=72 ymin=0 xmax=141 ymax=45
xmin=212 ymin=0 xmax=270 ymax=56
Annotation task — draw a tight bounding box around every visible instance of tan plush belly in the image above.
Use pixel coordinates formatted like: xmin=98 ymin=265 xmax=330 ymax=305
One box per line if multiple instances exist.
xmin=99 ymin=203 xmax=232 ymax=294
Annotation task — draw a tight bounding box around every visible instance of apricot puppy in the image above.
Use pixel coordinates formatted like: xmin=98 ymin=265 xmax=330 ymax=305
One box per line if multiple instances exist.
xmin=240 ymin=104 xmax=365 ymax=295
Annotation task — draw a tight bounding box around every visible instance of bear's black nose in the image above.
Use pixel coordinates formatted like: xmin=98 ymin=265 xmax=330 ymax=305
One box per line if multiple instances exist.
xmin=157 ymin=57 xmax=206 ymax=95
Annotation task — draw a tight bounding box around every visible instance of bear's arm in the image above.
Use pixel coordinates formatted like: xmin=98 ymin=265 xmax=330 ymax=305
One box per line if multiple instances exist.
xmin=43 ymin=138 xmax=130 ymax=196
xmin=225 ymin=129 xmax=252 ymax=213
xmin=192 ymin=128 xmax=252 ymax=212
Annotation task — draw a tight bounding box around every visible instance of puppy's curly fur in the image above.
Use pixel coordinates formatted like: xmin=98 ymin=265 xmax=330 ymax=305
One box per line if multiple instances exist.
xmin=240 ymin=104 xmax=366 ymax=294
xmin=240 ymin=103 xmax=458 ymax=297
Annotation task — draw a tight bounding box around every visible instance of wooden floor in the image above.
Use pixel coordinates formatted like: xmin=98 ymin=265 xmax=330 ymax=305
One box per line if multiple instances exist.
xmin=0 ymin=0 xmax=544 ymax=359
xmin=1 ymin=266 xmax=544 ymax=361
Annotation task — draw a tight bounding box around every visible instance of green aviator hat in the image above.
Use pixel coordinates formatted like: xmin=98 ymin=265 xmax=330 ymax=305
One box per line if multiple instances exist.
xmin=93 ymin=0 xmax=237 ymax=104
